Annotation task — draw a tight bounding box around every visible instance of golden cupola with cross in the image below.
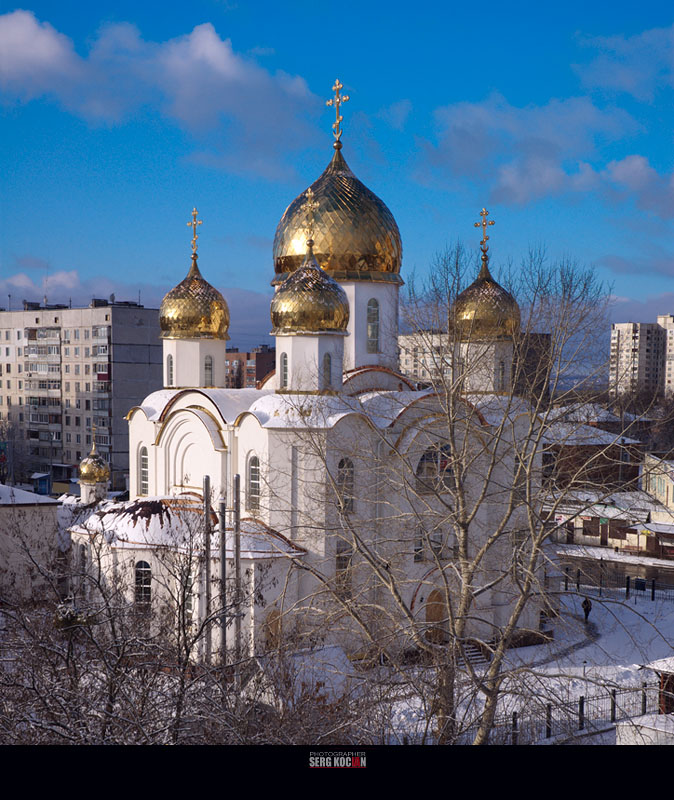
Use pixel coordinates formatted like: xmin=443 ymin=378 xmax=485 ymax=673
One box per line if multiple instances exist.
xmin=273 ymin=80 xmax=402 ymax=285
xmin=79 ymin=431 xmax=110 ymax=502
xmin=160 ymin=210 xmax=229 ymax=388
xmin=452 ymin=209 xmax=520 ymax=342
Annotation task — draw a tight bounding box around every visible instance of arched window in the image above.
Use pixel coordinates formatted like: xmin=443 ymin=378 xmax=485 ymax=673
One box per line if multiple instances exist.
xmin=416 ymin=444 xmax=454 ymax=494
xmin=139 ymin=446 xmax=149 ymax=496
xmin=322 ymin=352 xmax=332 ymax=389
xmin=204 ymin=355 xmax=213 ymax=386
xmin=280 ymin=353 xmax=288 ymax=389
xmin=337 ymin=457 xmax=354 ymax=513
xmin=166 ymin=354 xmax=174 ymax=386
xmin=498 ymin=360 xmax=506 ymax=391
xmin=247 ymin=455 xmax=261 ymax=511
xmin=366 ymin=299 xmax=380 ymax=354
xmin=135 ymin=561 xmax=151 ymax=605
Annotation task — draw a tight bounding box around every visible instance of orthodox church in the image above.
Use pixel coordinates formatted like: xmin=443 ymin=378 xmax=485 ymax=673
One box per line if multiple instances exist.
xmin=68 ymin=82 xmax=540 ymax=659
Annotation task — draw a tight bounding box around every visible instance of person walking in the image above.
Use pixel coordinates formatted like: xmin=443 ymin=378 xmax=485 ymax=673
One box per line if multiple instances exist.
xmin=582 ymin=596 xmax=592 ymax=623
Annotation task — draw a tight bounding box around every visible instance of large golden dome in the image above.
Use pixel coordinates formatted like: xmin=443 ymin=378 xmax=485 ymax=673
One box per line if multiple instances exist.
xmin=79 ymin=441 xmax=110 ymax=485
xmin=160 ymin=256 xmax=230 ymax=340
xmin=452 ymin=260 xmax=520 ymax=341
xmin=271 ymin=243 xmax=350 ymax=334
xmin=273 ymin=145 xmax=402 ymax=284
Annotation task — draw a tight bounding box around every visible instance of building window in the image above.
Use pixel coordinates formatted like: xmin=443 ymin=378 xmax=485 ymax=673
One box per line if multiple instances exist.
xmin=337 ymin=457 xmax=354 ymax=513
xmin=414 ymin=532 xmax=424 ymax=563
xmin=280 ymin=353 xmax=288 ymax=389
xmin=335 ymin=538 xmax=353 ymax=599
xmin=498 ymin=360 xmax=506 ymax=391
xmin=416 ymin=444 xmax=454 ymax=494
xmin=204 ymin=355 xmax=213 ymax=386
xmin=322 ymin=352 xmax=332 ymax=389
xmin=135 ymin=561 xmax=152 ymax=605
xmin=166 ymin=354 xmax=174 ymax=386
xmin=247 ymin=455 xmax=261 ymax=511
xmin=366 ymin=299 xmax=380 ymax=354
xmin=139 ymin=447 xmax=149 ymax=496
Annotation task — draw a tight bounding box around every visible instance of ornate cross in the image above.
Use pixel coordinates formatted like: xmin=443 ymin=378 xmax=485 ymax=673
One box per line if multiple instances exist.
xmin=300 ymin=188 xmax=320 ymax=244
xmin=326 ymin=79 xmax=350 ymax=144
xmin=474 ymin=207 xmax=495 ymax=253
xmin=187 ymin=207 xmax=203 ymax=255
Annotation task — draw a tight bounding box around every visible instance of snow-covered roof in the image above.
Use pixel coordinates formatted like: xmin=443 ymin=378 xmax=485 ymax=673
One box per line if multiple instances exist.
xmin=465 ymin=394 xmax=535 ymax=426
xmin=245 ymin=390 xmax=433 ymax=430
xmin=133 ymin=388 xmax=274 ymax=423
xmin=644 ymin=657 xmax=674 ymax=674
xmin=543 ymin=422 xmax=640 ymax=447
xmin=69 ymin=496 xmax=304 ymax=560
xmin=0 ymin=484 xmax=57 ymax=505
xmin=548 ymin=403 xmax=621 ymax=424
xmin=545 ymin=490 xmax=667 ymax=522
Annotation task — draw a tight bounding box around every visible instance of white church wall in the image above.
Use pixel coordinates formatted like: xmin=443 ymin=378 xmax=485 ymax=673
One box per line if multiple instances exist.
xmin=341 ymin=282 xmax=399 ymax=371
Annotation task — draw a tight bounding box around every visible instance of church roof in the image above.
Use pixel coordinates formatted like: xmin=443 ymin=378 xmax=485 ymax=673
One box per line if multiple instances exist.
xmin=69 ymin=496 xmax=304 ymax=560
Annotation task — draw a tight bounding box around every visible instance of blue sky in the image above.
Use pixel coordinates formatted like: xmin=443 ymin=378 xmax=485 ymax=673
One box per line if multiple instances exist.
xmin=1 ymin=1 xmax=674 ymax=347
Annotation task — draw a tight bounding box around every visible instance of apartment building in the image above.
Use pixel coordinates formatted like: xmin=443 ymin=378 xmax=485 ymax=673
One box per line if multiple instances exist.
xmin=0 ymin=299 xmax=161 ymax=491
xmin=224 ymin=344 xmax=275 ymax=388
xmin=609 ymin=315 xmax=674 ymax=397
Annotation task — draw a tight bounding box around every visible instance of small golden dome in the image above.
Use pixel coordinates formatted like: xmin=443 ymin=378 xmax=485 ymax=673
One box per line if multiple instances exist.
xmin=78 ymin=441 xmax=110 ymax=485
xmin=160 ymin=257 xmax=230 ymax=340
xmin=273 ymin=146 xmax=402 ymax=284
xmin=452 ymin=260 xmax=520 ymax=341
xmin=271 ymin=243 xmax=350 ymax=334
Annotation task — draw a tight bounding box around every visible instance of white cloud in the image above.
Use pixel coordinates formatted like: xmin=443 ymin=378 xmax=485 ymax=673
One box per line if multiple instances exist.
xmin=0 ymin=11 xmax=317 ymax=178
xmin=575 ymin=25 xmax=674 ymax=101
xmin=424 ymin=93 xmax=637 ymax=204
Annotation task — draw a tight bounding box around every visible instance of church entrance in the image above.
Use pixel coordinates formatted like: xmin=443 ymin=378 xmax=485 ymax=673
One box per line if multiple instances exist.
xmin=425 ymin=589 xmax=449 ymax=644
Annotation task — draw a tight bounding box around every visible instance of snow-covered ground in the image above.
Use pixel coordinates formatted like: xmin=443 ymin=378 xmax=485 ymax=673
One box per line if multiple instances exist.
xmin=389 ymin=591 xmax=674 ymax=743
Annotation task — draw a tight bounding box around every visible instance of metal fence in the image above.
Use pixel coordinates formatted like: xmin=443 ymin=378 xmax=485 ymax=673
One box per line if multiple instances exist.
xmin=456 ymin=683 xmax=659 ymax=745
xmin=561 ymin=567 xmax=674 ymax=602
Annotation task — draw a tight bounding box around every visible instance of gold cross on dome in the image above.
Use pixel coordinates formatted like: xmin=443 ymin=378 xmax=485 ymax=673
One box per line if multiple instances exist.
xmin=187 ymin=207 xmax=203 ymax=255
xmin=474 ymin=207 xmax=495 ymax=252
xmin=326 ymin=79 xmax=350 ymax=143
xmin=300 ymin=188 xmax=320 ymax=242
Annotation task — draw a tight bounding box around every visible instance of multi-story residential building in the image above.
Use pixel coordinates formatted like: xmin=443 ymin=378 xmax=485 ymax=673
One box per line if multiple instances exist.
xmin=609 ymin=315 xmax=674 ymax=397
xmin=0 ymin=299 xmax=161 ymax=491
xmin=224 ymin=344 xmax=275 ymax=388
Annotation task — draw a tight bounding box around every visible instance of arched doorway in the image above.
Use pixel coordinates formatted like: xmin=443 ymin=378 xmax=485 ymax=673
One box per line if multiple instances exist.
xmin=425 ymin=589 xmax=449 ymax=644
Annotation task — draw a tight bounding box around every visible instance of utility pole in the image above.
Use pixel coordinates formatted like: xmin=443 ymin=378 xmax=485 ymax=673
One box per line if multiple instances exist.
xmin=203 ymin=474 xmax=211 ymax=665
xmin=234 ymin=473 xmax=241 ymax=690
xmin=219 ymin=497 xmax=227 ymax=673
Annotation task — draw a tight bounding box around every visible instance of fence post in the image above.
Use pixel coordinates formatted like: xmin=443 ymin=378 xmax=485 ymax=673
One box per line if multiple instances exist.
xmin=642 ymin=682 xmax=647 ymax=715
xmin=579 ymin=696 xmax=585 ymax=730
xmin=564 ymin=568 xmax=569 ymax=591
xmin=626 ymin=575 xmax=630 ymax=599
xmin=511 ymin=711 xmax=518 ymax=746
xmin=611 ymin=689 xmax=616 ymax=723
xmin=651 ymin=579 xmax=656 ymax=602
xmin=546 ymin=704 xmax=552 ymax=739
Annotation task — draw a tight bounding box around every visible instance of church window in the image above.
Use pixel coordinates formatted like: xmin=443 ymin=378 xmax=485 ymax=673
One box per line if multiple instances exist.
xmin=204 ymin=355 xmax=213 ymax=386
xmin=139 ymin=447 xmax=149 ymax=496
xmin=366 ymin=299 xmax=380 ymax=354
xmin=247 ymin=455 xmax=261 ymax=511
xmin=498 ymin=360 xmax=506 ymax=391
xmin=280 ymin=353 xmax=288 ymax=389
xmin=135 ymin=561 xmax=152 ymax=605
xmin=416 ymin=444 xmax=454 ymax=494
xmin=322 ymin=352 xmax=332 ymax=389
xmin=167 ymin=355 xmax=174 ymax=386
xmin=335 ymin=538 xmax=353 ymax=599
xmin=337 ymin=457 xmax=354 ymax=513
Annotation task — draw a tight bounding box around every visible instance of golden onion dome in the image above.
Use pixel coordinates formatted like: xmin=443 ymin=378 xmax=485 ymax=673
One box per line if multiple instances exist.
xmin=271 ymin=242 xmax=350 ymax=334
xmin=452 ymin=260 xmax=520 ymax=341
xmin=272 ymin=145 xmax=402 ymax=284
xmin=78 ymin=440 xmax=110 ymax=485
xmin=160 ymin=256 xmax=230 ymax=340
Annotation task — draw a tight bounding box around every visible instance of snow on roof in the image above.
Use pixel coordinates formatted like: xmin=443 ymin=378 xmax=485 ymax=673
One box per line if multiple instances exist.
xmin=245 ymin=390 xmax=433 ymax=430
xmin=628 ymin=521 xmax=674 ymax=535
xmin=543 ymin=422 xmax=640 ymax=447
xmin=555 ymin=543 xmax=674 ymax=569
xmin=135 ymin=387 xmax=274 ymax=423
xmin=69 ymin=497 xmax=303 ymax=559
xmin=0 ymin=483 xmax=57 ymax=505
xmin=548 ymin=403 xmax=621 ymax=424
xmin=644 ymin=657 xmax=674 ymax=674
xmin=545 ymin=490 xmax=666 ymax=521
xmin=465 ymin=394 xmax=535 ymax=426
